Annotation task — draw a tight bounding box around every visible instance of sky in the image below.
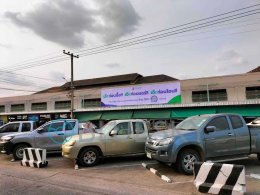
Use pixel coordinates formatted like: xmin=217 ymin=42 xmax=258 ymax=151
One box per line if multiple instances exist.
xmin=0 ymin=0 xmax=260 ymax=97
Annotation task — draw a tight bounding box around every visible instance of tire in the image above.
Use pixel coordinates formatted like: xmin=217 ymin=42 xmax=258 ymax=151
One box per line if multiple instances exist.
xmin=177 ymin=149 xmax=201 ymax=175
xmin=257 ymin=153 xmax=260 ymax=162
xmin=12 ymin=144 xmax=28 ymax=160
xmin=78 ymin=147 xmax=100 ymax=167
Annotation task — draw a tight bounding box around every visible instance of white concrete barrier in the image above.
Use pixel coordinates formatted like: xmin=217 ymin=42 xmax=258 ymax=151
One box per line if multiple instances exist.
xmin=142 ymin=163 xmax=172 ymax=183
xmin=194 ymin=162 xmax=246 ymax=195
xmin=21 ymin=148 xmax=48 ymax=168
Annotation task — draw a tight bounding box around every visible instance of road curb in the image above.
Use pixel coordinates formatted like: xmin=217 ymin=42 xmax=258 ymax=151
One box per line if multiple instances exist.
xmin=142 ymin=162 xmax=172 ymax=183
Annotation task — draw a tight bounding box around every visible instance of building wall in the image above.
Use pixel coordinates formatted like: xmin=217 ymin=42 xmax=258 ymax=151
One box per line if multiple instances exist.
xmin=0 ymin=72 xmax=259 ymax=114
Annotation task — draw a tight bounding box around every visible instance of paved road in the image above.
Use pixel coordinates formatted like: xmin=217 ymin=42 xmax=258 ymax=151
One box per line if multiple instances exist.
xmin=0 ymin=154 xmax=259 ymax=195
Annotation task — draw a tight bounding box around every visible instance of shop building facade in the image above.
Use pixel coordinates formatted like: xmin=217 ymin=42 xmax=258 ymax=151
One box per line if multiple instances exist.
xmin=0 ymin=69 xmax=259 ymax=128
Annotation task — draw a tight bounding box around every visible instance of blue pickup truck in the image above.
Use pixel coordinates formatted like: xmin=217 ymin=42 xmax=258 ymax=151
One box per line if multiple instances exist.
xmin=145 ymin=114 xmax=260 ymax=175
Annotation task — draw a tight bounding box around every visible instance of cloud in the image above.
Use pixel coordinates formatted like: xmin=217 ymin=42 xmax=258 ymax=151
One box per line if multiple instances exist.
xmin=4 ymin=0 xmax=140 ymax=48
xmin=105 ymin=63 xmax=120 ymax=69
xmin=0 ymin=72 xmax=36 ymax=87
xmin=92 ymin=0 xmax=141 ymax=43
xmin=0 ymin=43 xmax=12 ymax=49
xmin=48 ymin=71 xmax=66 ymax=81
xmin=215 ymin=49 xmax=251 ymax=74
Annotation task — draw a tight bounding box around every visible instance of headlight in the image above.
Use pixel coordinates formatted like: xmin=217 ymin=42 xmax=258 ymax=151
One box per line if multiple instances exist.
xmin=2 ymin=136 xmax=14 ymax=142
xmin=158 ymin=138 xmax=174 ymax=146
xmin=65 ymin=139 xmax=76 ymax=146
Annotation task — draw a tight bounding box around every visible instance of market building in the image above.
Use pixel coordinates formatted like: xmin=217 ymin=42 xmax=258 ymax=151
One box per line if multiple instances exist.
xmin=0 ymin=66 xmax=259 ymax=129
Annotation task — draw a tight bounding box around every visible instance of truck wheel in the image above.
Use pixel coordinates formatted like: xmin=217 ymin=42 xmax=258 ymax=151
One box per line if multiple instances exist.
xmin=177 ymin=149 xmax=201 ymax=175
xmin=13 ymin=144 xmax=28 ymax=160
xmin=78 ymin=147 xmax=100 ymax=167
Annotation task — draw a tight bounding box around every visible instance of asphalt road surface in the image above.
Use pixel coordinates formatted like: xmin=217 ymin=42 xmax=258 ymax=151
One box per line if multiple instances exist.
xmin=0 ymin=154 xmax=259 ymax=195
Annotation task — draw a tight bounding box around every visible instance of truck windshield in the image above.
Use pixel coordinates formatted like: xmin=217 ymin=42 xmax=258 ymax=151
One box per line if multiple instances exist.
xmin=176 ymin=115 xmax=210 ymax=130
xmin=96 ymin=121 xmax=116 ymax=133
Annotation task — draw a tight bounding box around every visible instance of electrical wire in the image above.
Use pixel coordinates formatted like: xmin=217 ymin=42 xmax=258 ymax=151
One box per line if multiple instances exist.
xmin=76 ymin=6 xmax=260 ymax=54
xmin=0 ymin=70 xmax=64 ymax=83
xmin=0 ymin=78 xmax=48 ymax=89
xmin=95 ymin=28 xmax=260 ymax=54
xmin=79 ymin=11 xmax=260 ymax=57
xmin=3 ymin=10 xmax=259 ymax=72
xmin=0 ymin=4 xmax=259 ymax=94
xmin=1 ymin=4 xmax=260 ymax=72
xmin=0 ymin=86 xmax=38 ymax=92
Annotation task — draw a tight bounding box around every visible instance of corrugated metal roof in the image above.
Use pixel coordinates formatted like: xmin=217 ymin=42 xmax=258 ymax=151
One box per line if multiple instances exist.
xmin=135 ymin=74 xmax=178 ymax=84
xmin=62 ymin=73 xmax=142 ymax=88
xmin=248 ymin=66 xmax=260 ymax=73
xmin=36 ymin=73 xmax=178 ymax=94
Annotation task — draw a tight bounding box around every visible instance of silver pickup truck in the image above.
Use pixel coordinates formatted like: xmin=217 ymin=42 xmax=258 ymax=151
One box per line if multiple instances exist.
xmin=145 ymin=114 xmax=260 ymax=175
xmin=62 ymin=119 xmax=149 ymax=167
xmin=0 ymin=121 xmax=36 ymax=138
xmin=0 ymin=119 xmax=79 ymax=160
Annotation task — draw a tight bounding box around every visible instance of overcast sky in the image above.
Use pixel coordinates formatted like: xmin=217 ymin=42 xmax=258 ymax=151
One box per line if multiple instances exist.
xmin=0 ymin=0 xmax=260 ymax=97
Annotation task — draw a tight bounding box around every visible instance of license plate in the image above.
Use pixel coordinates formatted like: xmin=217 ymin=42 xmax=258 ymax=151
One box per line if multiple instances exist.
xmin=146 ymin=152 xmax=152 ymax=159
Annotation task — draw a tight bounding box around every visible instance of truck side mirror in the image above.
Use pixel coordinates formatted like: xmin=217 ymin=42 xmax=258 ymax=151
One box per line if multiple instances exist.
xmin=205 ymin=126 xmax=216 ymax=133
xmin=109 ymin=129 xmax=118 ymax=136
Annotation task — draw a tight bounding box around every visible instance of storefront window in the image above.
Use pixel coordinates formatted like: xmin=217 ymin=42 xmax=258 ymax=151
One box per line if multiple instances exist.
xmin=0 ymin=105 xmax=4 ymax=113
xmin=11 ymin=104 xmax=25 ymax=112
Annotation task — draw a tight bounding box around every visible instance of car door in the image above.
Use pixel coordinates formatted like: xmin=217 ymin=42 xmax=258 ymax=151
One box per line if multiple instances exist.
xmin=204 ymin=116 xmax=236 ymax=158
xmin=0 ymin=123 xmax=20 ymax=138
xmin=34 ymin=121 xmax=65 ymax=151
xmin=229 ymin=115 xmax=250 ymax=155
xmin=65 ymin=120 xmax=77 ymax=138
xmin=130 ymin=121 xmax=147 ymax=153
xmin=105 ymin=122 xmax=135 ymax=155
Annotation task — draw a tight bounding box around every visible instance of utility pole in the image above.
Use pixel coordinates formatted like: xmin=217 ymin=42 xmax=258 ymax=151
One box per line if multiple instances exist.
xmin=63 ymin=50 xmax=79 ymax=119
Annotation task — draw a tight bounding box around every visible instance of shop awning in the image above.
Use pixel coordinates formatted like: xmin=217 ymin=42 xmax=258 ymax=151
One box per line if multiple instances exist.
xmin=171 ymin=107 xmax=216 ymax=118
xmin=75 ymin=112 xmax=102 ymax=122
xmin=133 ymin=109 xmax=171 ymax=119
xmin=101 ymin=111 xmax=133 ymax=120
xmin=216 ymin=106 xmax=260 ymax=117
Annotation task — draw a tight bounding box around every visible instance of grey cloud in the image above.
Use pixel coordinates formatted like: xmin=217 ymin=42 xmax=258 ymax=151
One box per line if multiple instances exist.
xmin=105 ymin=63 xmax=120 ymax=68
xmin=5 ymin=0 xmax=140 ymax=48
xmin=48 ymin=71 xmax=66 ymax=81
xmin=0 ymin=43 xmax=12 ymax=49
xmin=0 ymin=72 xmax=35 ymax=87
xmin=215 ymin=49 xmax=250 ymax=74
xmin=93 ymin=0 xmax=141 ymax=43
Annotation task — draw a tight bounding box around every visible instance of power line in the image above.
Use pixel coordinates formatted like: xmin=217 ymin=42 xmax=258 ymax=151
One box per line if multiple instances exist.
xmin=143 ymin=18 xmax=260 ymax=43
xmin=0 ymin=86 xmax=38 ymax=92
xmin=79 ymin=11 xmax=260 ymax=57
xmin=6 ymin=11 xmax=259 ymax=71
xmin=0 ymin=70 xmax=64 ymax=83
xmin=2 ymin=25 xmax=258 ymax=91
xmin=1 ymin=13 xmax=256 ymax=73
xmin=0 ymin=78 xmax=49 ymax=89
xmin=94 ymin=28 xmax=260 ymax=54
xmin=75 ymin=3 xmax=260 ymax=54
xmin=1 ymin=55 xmax=66 ymax=72
xmin=1 ymin=4 xmax=259 ymax=72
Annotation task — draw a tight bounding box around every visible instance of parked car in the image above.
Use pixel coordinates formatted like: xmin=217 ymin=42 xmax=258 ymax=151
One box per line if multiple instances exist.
xmin=248 ymin=117 xmax=260 ymax=127
xmin=78 ymin=121 xmax=97 ymax=134
xmin=62 ymin=119 xmax=150 ymax=167
xmin=153 ymin=120 xmax=168 ymax=131
xmin=0 ymin=121 xmax=36 ymax=138
xmin=145 ymin=114 xmax=260 ymax=175
xmin=0 ymin=119 xmax=79 ymax=160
